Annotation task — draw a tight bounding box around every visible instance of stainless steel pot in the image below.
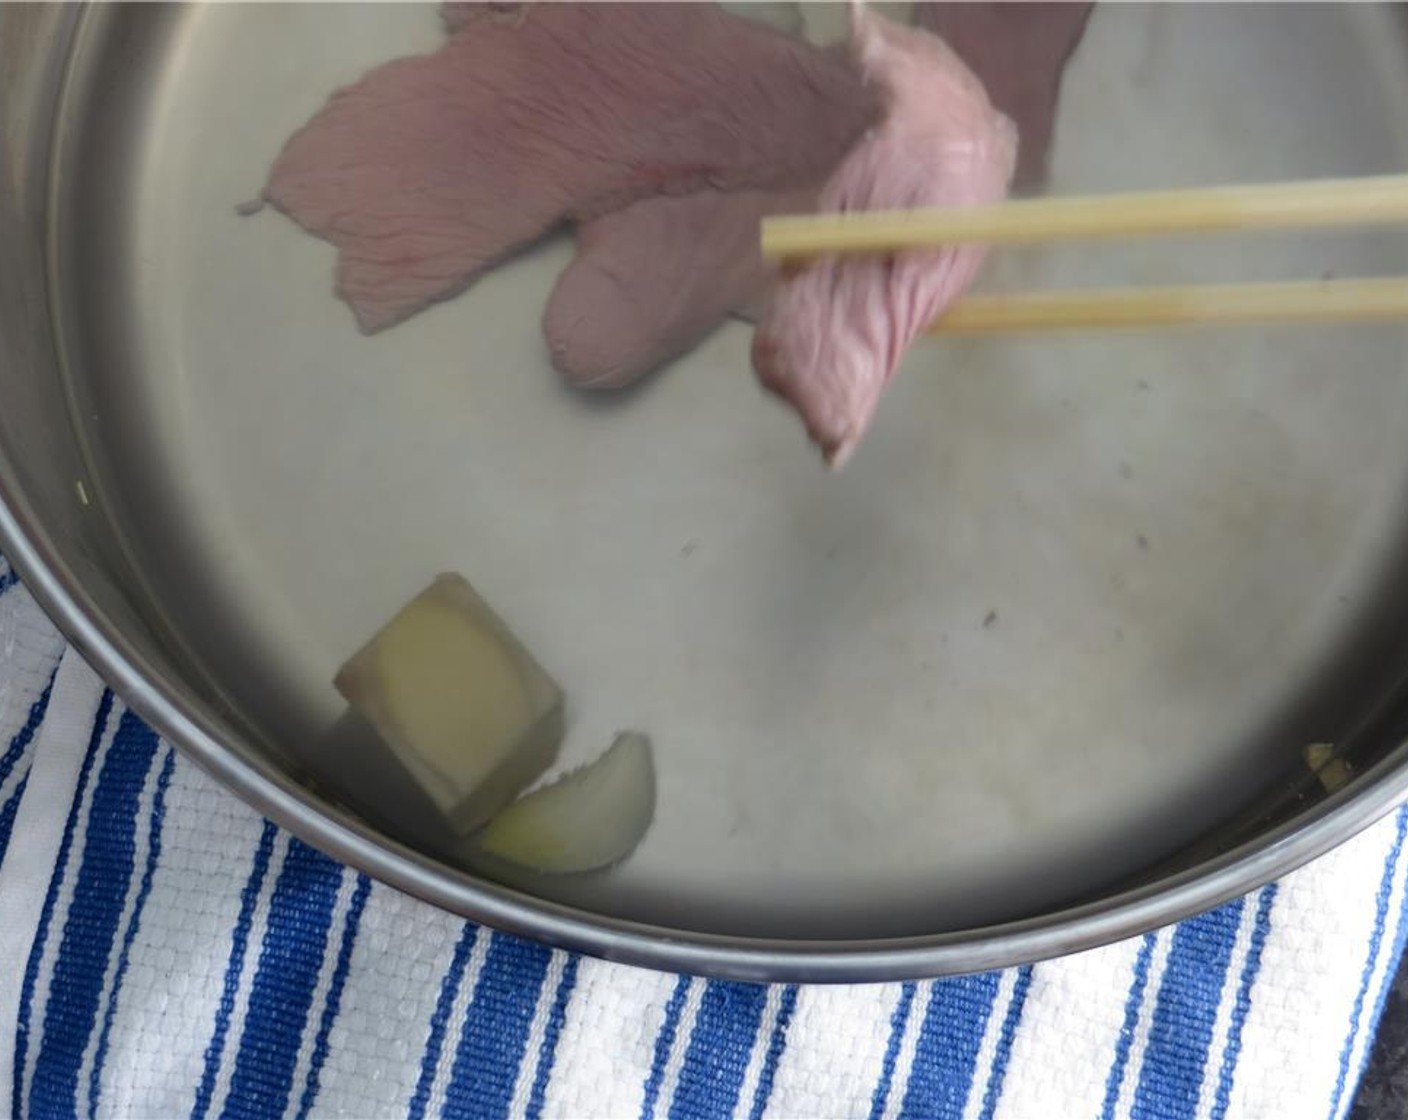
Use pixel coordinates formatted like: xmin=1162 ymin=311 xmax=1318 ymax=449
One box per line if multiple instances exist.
xmin=7 ymin=2 xmax=1408 ymax=982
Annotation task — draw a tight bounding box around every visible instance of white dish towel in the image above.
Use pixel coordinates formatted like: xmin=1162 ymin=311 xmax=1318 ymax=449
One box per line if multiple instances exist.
xmin=0 ymin=558 xmax=1404 ymax=1120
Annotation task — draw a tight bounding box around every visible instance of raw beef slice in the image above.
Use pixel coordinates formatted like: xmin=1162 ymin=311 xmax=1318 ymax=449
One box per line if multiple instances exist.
xmin=752 ymin=10 xmax=1016 ymax=466
xmin=915 ymin=2 xmax=1092 ymax=190
xmin=261 ymin=2 xmax=875 ymax=333
xmin=544 ymin=2 xmax=1089 ymax=394
xmin=545 ymin=186 xmax=817 ymax=390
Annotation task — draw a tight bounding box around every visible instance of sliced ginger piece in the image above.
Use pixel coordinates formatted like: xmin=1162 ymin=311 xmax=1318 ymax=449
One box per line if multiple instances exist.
xmin=335 ymin=573 xmax=564 ymax=835
xmin=475 ymin=731 xmax=656 ymax=874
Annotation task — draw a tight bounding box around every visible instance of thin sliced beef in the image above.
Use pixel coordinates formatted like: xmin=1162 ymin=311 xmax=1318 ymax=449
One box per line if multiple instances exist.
xmin=545 ymin=186 xmax=812 ymax=390
xmin=752 ymin=10 xmax=1016 ymax=466
xmin=544 ymin=2 xmax=1088 ymax=394
xmin=915 ymin=2 xmax=1092 ymax=190
xmin=262 ymin=3 xmax=876 ymax=332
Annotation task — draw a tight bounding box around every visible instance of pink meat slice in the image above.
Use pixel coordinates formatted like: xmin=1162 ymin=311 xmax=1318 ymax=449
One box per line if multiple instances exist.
xmin=262 ymin=2 xmax=874 ymax=333
xmin=543 ymin=2 xmax=1089 ymax=395
xmin=545 ymin=186 xmax=817 ymax=390
xmin=751 ymin=10 xmax=1016 ymax=466
xmin=915 ymin=1 xmax=1092 ymax=191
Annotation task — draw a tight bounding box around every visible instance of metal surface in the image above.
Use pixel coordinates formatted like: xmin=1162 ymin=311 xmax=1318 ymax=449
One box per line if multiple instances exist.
xmin=8 ymin=2 xmax=1408 ymax=979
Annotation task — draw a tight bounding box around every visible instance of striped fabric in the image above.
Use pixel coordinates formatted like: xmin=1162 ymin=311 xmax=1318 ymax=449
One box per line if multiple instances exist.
xmin=0 ymin=561 xmax=1405 ymax=1119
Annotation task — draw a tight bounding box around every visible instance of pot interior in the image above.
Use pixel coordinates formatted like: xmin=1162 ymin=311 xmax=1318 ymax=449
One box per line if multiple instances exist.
xmin=8 ymin=2 xmax=1408 ymax=958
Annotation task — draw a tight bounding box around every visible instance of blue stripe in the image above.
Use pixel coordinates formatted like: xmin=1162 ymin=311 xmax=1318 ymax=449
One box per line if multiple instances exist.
xmin=1100 ymin=931 xmax=1159 ymax=1120
xmin=222 ymin=840 xmax=346 ymax=1120
xmin=898 ymin=972 xmax=1003 ymax=1120
xmin=748 ymin=985 xmax=800 ymax=1120
xmin=88 ymin=746 xmax=176 ymax=1118
xmin=1327 ymin=809 xmax=1408 ymax=1120
xmin=12 ymin=689 xmax=114 ymax=1120
xmin=407 ymin=923 xmax=480 ymax=1120
xmin=639 ymin=976 xmax=692 ymax=1120
xmin=868 ymin=982 xmax=918 ymax=1120
xmin=293 ymin=873 xmax=372 ymax=1120
xmin=191 ymin=820 xmax=279 ymax=1120
xmin=0 ymin=672 xmax=57 ymax=866
xmin=1131 ymin=899 xmax=1245 ymax=1120
xmin=29 ymin=706 xmax=158 ymax=1120
xmin=442 ymin=935 xmax=553 ymax=1120
xmin=1353 ymin=807 xmax=1408 ymax=1104
xmin=977 ymin=966 xmax=1034 ymax=1120
xmin=0 ymin=563 xmax=17 ymax=596
xmin=526 ymin=955 xmax=581 ymax=1120
xmin=0 ymin=772 xmax=32 ymax=868
xmin=668 ymin=981 xmax=770 ymax=1120
xmin=1211 ymin=884 xmax=1278 ymax=1120
xmin=0 ymin=670 xmax=55 ymax=784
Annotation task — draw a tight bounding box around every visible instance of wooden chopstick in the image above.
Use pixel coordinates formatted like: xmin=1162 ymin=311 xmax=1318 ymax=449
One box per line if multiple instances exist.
xmin=761 ymin=173 xmax=1408 ymax=260
xmin=928 ymin=277 xmax=1408 ymax=335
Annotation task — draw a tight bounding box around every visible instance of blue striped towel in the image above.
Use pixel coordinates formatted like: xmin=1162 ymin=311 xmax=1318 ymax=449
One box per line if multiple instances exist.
xmin=0 ymin=553 xmax=1404 ymax=1120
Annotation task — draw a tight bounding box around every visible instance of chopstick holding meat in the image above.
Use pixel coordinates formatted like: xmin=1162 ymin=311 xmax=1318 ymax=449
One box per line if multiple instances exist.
xmin=253 ymin=3 xmax=1050 ymax=467
xmin=752 ymin=7 xmax=1017 ymax=466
